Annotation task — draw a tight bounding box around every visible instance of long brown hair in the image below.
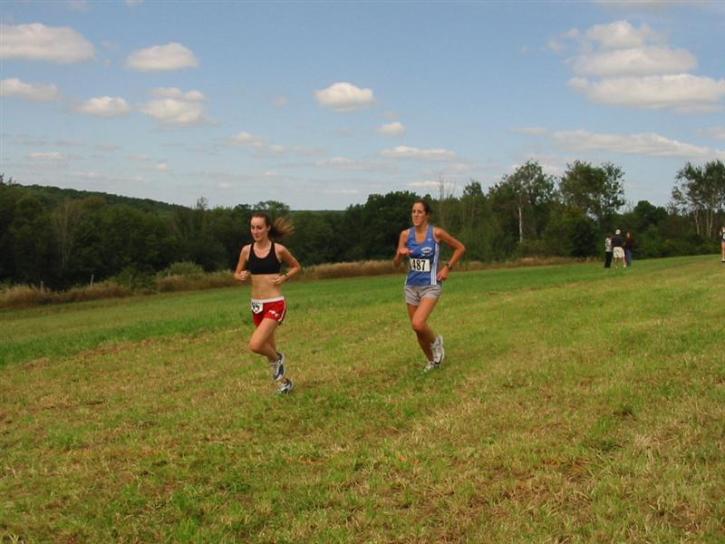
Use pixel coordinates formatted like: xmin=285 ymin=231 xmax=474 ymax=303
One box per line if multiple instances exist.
xmin=251 ymin=212 xmax=295 ymax=240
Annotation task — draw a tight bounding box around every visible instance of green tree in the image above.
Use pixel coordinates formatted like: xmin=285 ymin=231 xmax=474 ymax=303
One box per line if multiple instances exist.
xmin=559 ymin=161 xmax=625 ymax=230
xmin=543 ymin=205 xmax=598 ymax=257
xmin=490 ymin=160 xmax=556 ymax=244
xmin=672 ymin=160 xmax=725 ymax=238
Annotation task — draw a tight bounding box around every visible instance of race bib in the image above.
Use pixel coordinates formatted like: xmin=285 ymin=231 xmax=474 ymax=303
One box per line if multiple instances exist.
xmin=251 ymin=301 xmax=263 ymax=314
xmin=409 ymin=258 xmax=431 ymax=272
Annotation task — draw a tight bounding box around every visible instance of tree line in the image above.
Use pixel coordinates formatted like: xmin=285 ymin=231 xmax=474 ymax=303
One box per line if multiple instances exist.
xmin=1 ymin=159 xmax=723 ymax=290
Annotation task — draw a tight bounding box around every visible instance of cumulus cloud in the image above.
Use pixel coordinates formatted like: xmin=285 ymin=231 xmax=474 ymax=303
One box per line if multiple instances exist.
xmin=379 ymin=121 xmax=406 ymax=136
xmin=585 ymin=20 xmax=660 ymax=49
xmin=0 ymin=78 xmax=59 ymax=101
xmin=77 ymin=96 xmax=130 ymax=117
xmin=555 ymin=19 xmax=723 ymax=112
xmin=381 ymin=145 xmax=456 ymax=161
xmin=315 ymin=82 xmax=374 ymax=112
xmin=0 ymin=23 xmax=95 ymax=63
xmin=126 ymin=42 xmax=198 ymax=71
xmin=230 ymin=131 xmax=266 ymax=148
xmin=549 ymin=129 xmax=723 ymax=159
xmin=570 ymin=46 xmax=696 ymax=77
xmin=141 ymin=87 xmax=207 ymax=126
xmin=229 ymin=131 xmax=287 ymax=155
xmin=569 ymin=74 xmax=725 ymax=111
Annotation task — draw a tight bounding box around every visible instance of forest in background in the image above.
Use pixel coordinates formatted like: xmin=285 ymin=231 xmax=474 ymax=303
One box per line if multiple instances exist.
xmin=1 ymin=158 xmax=723 ymax=290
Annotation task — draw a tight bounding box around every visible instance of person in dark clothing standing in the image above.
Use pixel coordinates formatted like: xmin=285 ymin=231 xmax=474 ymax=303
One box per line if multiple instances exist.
xmin=624 ymin=231 xmax=635 ymax=267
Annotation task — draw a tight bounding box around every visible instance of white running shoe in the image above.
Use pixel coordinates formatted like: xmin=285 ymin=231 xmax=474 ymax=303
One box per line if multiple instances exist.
xmin=278 ymin=378 xmax=293 ymax=394
xmin=271 ymin=352 xmax=286 ymax=381
xmin=424 ymin=360 xmax=439 ymax=372
xmin=432 ymin=335 xmax=445 ymax=365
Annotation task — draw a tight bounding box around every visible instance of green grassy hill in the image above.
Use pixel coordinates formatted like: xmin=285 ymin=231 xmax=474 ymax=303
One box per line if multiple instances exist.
xmin=1 ymin=256 xmax=723 ymax=543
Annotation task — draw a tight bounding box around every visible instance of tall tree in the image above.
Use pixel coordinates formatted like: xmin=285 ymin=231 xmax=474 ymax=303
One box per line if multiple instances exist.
xmin=672 ymin=160 xmax=725 ymax=238
xmin=559 ymin=161 xmax=625 ymax=229
xmin=52 ymin=199 xmax=83 ymax=276
xmin=492 ymin=160 xmax=556 ymax=243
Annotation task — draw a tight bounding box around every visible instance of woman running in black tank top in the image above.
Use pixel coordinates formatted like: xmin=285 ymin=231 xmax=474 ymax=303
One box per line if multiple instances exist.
xmin=234 ymin=212 xmax=302 ymax=394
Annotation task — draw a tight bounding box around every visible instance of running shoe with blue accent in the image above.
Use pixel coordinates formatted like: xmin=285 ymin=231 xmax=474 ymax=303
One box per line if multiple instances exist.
xmin=271 ymin=352 xmax=286 ymax=381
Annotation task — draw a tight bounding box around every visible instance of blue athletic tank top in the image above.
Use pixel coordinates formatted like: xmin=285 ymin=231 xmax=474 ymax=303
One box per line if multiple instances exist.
xmin=406 ymin=225 xmax=440 ymax=286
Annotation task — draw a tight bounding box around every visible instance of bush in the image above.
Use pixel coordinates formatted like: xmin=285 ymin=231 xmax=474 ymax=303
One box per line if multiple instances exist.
xmin=156 ymin=270 xmax=236 ymax=292
xmin=158 ymin=261 xmax=204 ymax=277
xmin=112 ymin=266 xmax=155 ymax=290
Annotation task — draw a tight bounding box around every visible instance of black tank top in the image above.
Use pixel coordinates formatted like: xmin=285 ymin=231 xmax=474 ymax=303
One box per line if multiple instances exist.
xmin=248 ymin=242 xmax=281 ymax=275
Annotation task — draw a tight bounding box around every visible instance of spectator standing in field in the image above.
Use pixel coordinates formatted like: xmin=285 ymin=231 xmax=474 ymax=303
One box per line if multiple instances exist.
xmin=394 ymin=199 xmax=466 ymax=371
xmin=234 ymin=212 xmax=301 ymax=394
xmin=604 ymin=235 xmax=613 ymax=269
xmin=612 ymin=229 xmax=626 ymax=269
xmin=624 ymin=231 xmax=635 ymax=267
xmin=721 ymin=226 xmax=725 ymax=263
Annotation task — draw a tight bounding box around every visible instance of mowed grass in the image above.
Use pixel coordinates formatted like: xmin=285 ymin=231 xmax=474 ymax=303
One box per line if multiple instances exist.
xmin=1 ymin=256 xmax=722 ymax=543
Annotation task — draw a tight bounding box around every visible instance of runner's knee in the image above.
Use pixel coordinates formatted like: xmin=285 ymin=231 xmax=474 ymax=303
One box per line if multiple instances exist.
xmin=411 ymin=318 xmax=427 ymax=334
xmin=248 ymin=338 xmax=265 ymax=354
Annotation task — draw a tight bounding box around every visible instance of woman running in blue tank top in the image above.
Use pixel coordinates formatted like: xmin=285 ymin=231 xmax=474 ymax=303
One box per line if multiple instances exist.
xmin=394 ymin=200 xmax=466 ymax=371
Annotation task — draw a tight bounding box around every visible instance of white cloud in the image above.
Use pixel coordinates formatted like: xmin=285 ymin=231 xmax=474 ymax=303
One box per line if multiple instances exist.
xmin=229 ymin=131 xmax=287 ymax=155
xmin=126 ymin=42 xmax=198 ymax=71
xmin=230 ymin=131 xmax=266 ymax=148
xmin=28 ymin=151 xmax=65 ymax=161
xmin=0 ymin=78 xmax=59 ymax=101
xmin=586 ymin=20 xmax=659 ymax=49
xmin=408 ymin=179 xmax=457 ymax=193
xmin=151 ymin=87 xmax=205 ymax=101
xmin=547 ymin=28 xmax=580 ymax=53
xmin=551 ymin=129 xmax=723 ymax=159
xmin=379 ymin=121 xmax=406 ymax=136
xmin=381 ymin=145 xmax=456 ymax=161
xmin=77 ymin=96 xmax=130 ymax=117
xmin=317 ymin=157 xmax=369 ymax=171
xmin=570 ymin=46 xmax=696 ymax=77
xmin=315 ymin=82 xmax=375 ymax=112
xmin=555 ymin=19 xmax=722 ymax=112
xmin=703 ymin=126 xmax=725 ymax=140
xmin=0 ymin=23 xmax=95 ymax=63
xmin=569 ymin=74 xmax=725 ymax=111
xmin=141 ymin=88 xmax=207 ymax=126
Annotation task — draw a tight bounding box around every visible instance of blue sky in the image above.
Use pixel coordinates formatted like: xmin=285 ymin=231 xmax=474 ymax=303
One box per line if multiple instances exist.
xmin=1 ymin=0 xmax=724 ymax=210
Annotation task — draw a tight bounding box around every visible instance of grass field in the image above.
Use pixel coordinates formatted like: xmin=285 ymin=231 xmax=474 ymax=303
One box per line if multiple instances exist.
xmin=1 ymin=256 xmax=723 ymax=543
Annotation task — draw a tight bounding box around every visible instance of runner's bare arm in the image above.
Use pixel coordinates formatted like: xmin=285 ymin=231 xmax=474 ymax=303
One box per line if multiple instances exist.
xmin=273 ymin=244 xmax=302 ymax=285
xmin=234 ymin=245 xmax=251 ymax=282
xmin=393 ymin=229 xmax=410 ymax=267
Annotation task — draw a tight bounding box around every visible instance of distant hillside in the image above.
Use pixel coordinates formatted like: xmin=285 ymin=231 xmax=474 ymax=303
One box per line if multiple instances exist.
xmin=16 ymin=183 xmax=188 ymax=214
